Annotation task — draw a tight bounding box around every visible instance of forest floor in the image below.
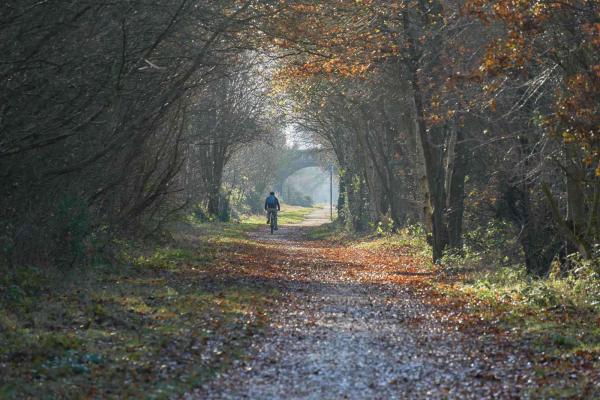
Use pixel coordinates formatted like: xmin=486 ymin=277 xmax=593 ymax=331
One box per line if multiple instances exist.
xmin=1 ymin=207 xmax=598 ymax=399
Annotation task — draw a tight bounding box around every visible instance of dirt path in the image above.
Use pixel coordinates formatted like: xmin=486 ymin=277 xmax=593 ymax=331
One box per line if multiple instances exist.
xmin=186 ymin=209 xmax=531 ymax=399
xmin=294 ymin=206 xmax=332 ymax=227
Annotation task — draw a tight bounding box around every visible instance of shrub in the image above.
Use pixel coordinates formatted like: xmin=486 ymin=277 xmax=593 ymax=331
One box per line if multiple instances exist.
xmin=373 ymin=218 xmax=396 ymax=236
xmin=442 ymin=220 xmax=522 ymax=275
xmin=49 ymin=196 xmax=92 ymax=269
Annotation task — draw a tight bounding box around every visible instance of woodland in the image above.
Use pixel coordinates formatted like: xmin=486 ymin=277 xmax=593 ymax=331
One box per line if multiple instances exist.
xmin=1 ymin=0 xmax=599 ymax=398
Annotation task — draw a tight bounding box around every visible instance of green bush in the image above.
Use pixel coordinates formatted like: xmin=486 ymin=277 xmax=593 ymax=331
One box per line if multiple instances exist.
xmin=192 ymin=206 xmax=213 ymax=223
xmin=442 ymin=220 xmax=521 ymax=275
xmin=462 ymin=259 xmax=600 ymax=314
xmin=373 ymin=218 xmax=396 ymax=236
xmin=0 ymin=265 xmax=44 ymax=307
xmin=49 ymin=196 xmax=92 ymax=269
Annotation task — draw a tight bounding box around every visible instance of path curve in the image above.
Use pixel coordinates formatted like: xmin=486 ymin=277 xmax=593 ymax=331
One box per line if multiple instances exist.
xmin=185 ymin=209 xmax=530 ymax=399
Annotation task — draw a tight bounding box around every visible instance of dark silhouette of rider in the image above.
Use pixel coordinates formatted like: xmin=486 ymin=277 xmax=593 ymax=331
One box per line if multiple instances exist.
xmin=264 ymin=191 xmax=280 ymax=226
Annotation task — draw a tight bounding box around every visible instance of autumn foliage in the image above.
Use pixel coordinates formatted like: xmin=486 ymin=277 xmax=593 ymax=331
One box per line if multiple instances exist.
xmin=468 ymin=0 xmax=600 ymax=174
xmin=263 ymin=0 xmax=599 ymax=268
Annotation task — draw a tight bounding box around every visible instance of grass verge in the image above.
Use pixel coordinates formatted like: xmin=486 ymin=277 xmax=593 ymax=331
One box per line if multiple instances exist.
xmin=0 ymin=221 xmax=276 ymax=399
xmin=308 ymin=222 xmax=433 ymax=263
xmin=241 ymin=204 xmax=318 ymax=226
xmin=438 ymin=266 xmax=600 ymax=398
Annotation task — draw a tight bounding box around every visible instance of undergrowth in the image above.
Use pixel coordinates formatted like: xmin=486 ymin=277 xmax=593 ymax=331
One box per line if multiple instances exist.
xmin=308 ymin=221 xmax=432 ymax=263
xmin=439 ymin=258 xmax=600 ymax=397
xmin=446 ymin=260 xmax=600 ymax=350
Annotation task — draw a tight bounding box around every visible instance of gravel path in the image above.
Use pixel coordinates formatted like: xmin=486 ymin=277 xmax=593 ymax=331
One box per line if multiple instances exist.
xmin=185 ymin=209 xmax=532 ymax=399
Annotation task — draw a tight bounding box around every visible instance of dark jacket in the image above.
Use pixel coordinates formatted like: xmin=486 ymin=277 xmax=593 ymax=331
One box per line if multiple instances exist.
xmin=264 ymin=195 xmax=280 ymax=211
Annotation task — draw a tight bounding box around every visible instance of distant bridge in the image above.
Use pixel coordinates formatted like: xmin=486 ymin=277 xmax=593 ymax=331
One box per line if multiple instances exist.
xmin=274 ymin=148 xmax=325 ymax=197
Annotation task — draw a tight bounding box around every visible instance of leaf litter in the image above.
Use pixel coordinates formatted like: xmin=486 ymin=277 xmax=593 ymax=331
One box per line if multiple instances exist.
xmin=186 ymin=213 xmax=576 ymax=399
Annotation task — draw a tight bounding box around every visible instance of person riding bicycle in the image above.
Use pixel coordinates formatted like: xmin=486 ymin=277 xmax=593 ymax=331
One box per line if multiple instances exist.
xmin=264 ymin=192 xmax=280 ymax=229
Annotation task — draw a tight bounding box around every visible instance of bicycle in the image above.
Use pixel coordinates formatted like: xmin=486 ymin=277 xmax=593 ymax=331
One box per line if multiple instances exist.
xmin=267 ymin=209 xmax=278 ymax=234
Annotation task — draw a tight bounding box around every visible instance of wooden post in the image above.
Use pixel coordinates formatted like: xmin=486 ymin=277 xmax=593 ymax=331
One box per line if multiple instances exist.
xmin=330 ymin=164 xmax=333 ymax=221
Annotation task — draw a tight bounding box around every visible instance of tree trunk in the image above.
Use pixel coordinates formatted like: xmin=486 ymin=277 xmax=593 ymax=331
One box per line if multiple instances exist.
xmin=207 ymin=156 xmax=225 ymax=216
xmin=446 ymin=125 xmax=467 ymax=248
xmin=402 ymin=10 xmax=449 ymax=262
xmin=337 ymin=168 xmax=347 ymax=224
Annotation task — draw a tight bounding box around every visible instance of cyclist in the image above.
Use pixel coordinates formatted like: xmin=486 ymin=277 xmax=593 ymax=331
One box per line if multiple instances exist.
xmin=264 ymin=191 xmax=280 ymax=230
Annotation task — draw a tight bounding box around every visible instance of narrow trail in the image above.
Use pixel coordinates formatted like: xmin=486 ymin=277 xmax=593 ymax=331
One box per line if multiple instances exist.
xmin=186 ymin=209 xmax=531 ymax=399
